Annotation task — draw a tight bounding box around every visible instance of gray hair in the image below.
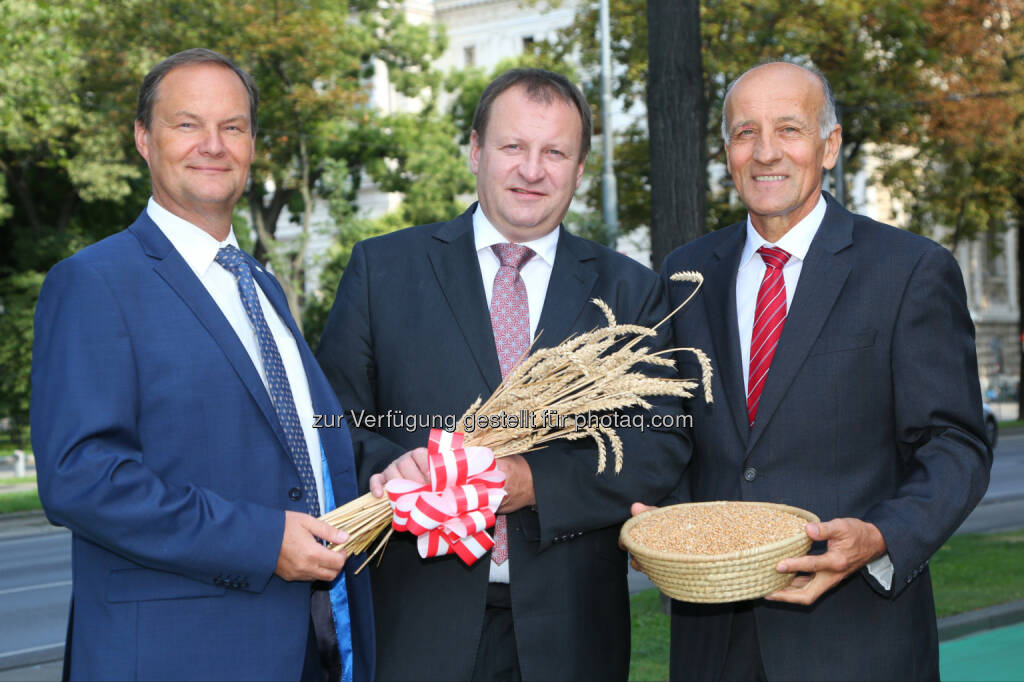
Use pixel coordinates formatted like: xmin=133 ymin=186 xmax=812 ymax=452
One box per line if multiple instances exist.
xmin=136 ymin=48 xmax=258 ymax=137
xmin=472 ymin=68 xmax=592 ymax=160
xmin=721 ymin=61 xmax=837 ymax=143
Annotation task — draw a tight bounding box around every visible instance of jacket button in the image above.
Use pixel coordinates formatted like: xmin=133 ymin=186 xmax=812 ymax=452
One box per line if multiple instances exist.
xmin=743 ymin=467 xmax=757 ymax=482
xmin=288 ymin=487 xmax=302 ymax=501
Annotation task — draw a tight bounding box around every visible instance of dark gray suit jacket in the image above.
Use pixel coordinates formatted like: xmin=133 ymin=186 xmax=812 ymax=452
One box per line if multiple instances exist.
xmin=661 ymin=193 xmax=991 ymax=681
xmin=317 ymin=205 xmax=690 ymax=681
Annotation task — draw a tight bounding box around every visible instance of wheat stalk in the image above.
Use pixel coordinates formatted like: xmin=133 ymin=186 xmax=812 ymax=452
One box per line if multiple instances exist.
xmin=323 ymin=275 xmax=709 ymax=572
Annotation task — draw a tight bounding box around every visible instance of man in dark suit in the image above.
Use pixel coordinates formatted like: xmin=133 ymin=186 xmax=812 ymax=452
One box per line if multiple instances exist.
xmin=650 ymin=61 xmax=992 ymax=680
xmin=316 ymin=69 xmax=689 ymax=681
xmin=31 ymin=49 xmax=373 ymax=681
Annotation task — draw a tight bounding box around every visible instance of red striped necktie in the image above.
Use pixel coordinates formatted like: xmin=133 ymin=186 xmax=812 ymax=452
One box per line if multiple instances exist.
xmin=747 ymin=246 xmax=791 ymax=427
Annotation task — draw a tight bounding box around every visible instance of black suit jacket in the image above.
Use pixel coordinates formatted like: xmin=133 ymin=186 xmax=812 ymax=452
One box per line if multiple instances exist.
xmin=661 ymin=194 xmax=991 ymax=681
xmin=317 ymin=205 xmax=690 ymax=681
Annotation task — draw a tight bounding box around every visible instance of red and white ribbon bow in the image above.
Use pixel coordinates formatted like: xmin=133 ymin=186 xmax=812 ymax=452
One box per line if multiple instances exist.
xmin=384 ymin=429 xmax=506 ymax=565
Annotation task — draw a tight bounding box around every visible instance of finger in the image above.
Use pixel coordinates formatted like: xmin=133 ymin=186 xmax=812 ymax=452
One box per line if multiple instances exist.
xmin=369 ymin=473 xmax=386 ymax=498
xmin=777 ymin=551 xmax=843 ymax=575
xmin=307 ymin=545 xmax=346 ymax=580
xmin=630 ymin=502 xmax=656 ymax=517
xmin=380 ymin=462 xmax=400 ymax=482
xmin=807 ymin=518 xmax=845 ymax=541
xmin=630 ymin=557 xmax=642 ymax=571
xmin=784 ymin=574 xmax=812 ymax=589
xmin=396 ymin=457 xmax=428 ymax=484
xmin=303 ymin=515 xmax=349 ymax=546
xmin=410 ymin=447 xmax=430 ymax=473
xmin=766 ymin=571 xmax=835 ymax=605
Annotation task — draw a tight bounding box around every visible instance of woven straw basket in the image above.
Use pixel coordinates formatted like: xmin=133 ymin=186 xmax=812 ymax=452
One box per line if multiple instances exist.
xmin=620 ymin=501 xmax=820 ymax=603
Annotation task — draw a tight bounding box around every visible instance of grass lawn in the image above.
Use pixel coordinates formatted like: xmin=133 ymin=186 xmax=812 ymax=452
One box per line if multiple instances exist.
xmin=930 ymin=529 xmax=1024 ymax=618
xmin=628 ymin=529 xmax=1024 ymax=681
xmin=0 ymin=489 xmax=41 ymax=513
xmin=0 ymin=476 xmax=36 ymax=487
xmin=629 ymin=589 xmax=671 ymax=682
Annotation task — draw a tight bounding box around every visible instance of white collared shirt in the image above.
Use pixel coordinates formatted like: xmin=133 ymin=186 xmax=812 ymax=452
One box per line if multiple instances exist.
xmin=474 ymin=206 xmax=560 ymax=338
xmin=736 ymin=194 xmax=826 ymax=394
xmin=733 ymin=193 xmax=893 ymax=590
xmin=473 ymin=205 xmax=559 ymax=583
xmin=147 ymin=198 xmax=325 ymax=511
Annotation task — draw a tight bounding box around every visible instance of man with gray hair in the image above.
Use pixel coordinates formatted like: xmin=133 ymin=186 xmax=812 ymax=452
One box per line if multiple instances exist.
xmin=32 ymin=48 xmax=373 ymax=680
xmin=640 ymin=61 xmax=991 ymax=680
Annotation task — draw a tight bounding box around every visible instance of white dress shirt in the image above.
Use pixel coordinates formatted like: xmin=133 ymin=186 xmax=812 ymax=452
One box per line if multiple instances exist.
xmin=473 ymin=205 xmax=559 ymax=583
xmin=474 ymin=207 xmax=559 ymax=339
xmin=147 ymin=198 xmax=325 ymax=510
xmin=736 ymin=195 xmax=826 ymax=394
xmin=734 ymin=193 xmax=893 ymax=590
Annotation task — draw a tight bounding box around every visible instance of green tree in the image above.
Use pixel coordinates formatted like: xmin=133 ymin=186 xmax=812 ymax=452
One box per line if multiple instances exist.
xmin=0 ymin=271 xmax=44 ymax=446
xmin=0 ymin=0 xmax=477 ymax=438
xmin=878 ymin=0 xmax=1024 ymax=416
xmin=545 ymin=0 xmax=940 ymax=251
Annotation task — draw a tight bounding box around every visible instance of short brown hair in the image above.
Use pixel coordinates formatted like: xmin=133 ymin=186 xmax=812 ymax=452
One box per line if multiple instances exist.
xmin=136 ymin=48 xmax=259 ymax=137
xmin=472 ymin=68 xmax=592 ymax=159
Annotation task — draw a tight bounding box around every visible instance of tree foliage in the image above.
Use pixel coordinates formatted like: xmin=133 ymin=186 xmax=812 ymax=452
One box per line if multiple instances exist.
xmin=545 ymin=0 xmax=942 ymax=245
xmin=0 ymin=0 xmax=473 ymax=438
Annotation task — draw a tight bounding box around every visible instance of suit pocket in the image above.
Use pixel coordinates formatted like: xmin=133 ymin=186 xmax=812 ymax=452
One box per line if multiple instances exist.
xmin=810 ymin=330 xmax=877 ymax=355
xmin=106 ymin=567 xmax=226 ymax=602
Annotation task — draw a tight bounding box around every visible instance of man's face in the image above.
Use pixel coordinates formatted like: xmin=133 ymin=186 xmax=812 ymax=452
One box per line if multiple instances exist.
xmin=134 ymin=63 xmax=254 ymax=233
xmin=724 ymin=63 xmax=841 ymax=236
xmin=470 ymin=85 xmax=586 ymax=243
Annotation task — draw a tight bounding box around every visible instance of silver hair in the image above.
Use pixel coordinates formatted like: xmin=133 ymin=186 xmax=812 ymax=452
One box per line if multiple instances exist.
xmin=720 ymin=61 xmax=838 ymax=144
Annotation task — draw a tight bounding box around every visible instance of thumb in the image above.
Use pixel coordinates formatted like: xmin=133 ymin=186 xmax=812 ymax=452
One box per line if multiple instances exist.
xmin=631 ymin=502 xmax=656 ymax=517
xmin=805 ymin=521 xmax=830 ymax=541
xmin=306 ymin=515 xmax=349 ymax=546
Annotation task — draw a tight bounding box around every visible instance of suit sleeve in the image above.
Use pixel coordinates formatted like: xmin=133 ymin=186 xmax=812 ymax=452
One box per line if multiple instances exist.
xmin=525 ymin=273 xmax=692 ymax=550
xmin=863 ymin=245 xmax=992 ymax=597
xmin=316 ymin=241 xmax=406 ymax=491
xmin=31 ymin=258 xmax=284 ymax=593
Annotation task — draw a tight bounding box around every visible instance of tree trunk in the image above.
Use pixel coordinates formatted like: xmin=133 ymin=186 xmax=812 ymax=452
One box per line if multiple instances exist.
xmin=646 ymin=0 xmax=707 ymax=271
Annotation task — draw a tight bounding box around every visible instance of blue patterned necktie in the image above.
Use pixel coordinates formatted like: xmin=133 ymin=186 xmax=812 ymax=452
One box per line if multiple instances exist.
xmin=215 ymin=245 xmax=320 ymax=517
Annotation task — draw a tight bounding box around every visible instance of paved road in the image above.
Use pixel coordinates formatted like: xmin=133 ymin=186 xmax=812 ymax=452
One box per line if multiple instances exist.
xmin=2 ymin=430 xmax=1022 ymax=676
xmin=0 ymin=521 xmax=69 ymax=674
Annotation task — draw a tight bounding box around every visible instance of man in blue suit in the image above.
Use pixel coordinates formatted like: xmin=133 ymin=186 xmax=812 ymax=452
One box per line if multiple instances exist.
xmin=649 ymin=61 xmax=991 ymax=680
xmin=31 ymin=49 xmax=373 ymax=681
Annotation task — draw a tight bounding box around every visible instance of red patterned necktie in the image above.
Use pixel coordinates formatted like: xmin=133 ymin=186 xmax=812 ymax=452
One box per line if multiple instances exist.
xmin=747 ymin=246 xmax=791 ymax=427
xmin=489 ymin=242 xmax=535 ymax=565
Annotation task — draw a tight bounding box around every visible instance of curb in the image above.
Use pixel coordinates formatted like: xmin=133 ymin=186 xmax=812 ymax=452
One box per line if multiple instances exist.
xmin=938 ymin=599 xmax=1024 ymax=642
xmin=977 ymin=491 xmax=1024 ymax=506
xmin=0 ymin=510 xmax=45 ymax=522
xmin=0 ymin=644 xmax=63 ymax=673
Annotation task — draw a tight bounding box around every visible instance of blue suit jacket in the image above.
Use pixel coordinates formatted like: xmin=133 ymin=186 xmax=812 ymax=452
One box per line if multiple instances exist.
xmin=662 ymin=194 xmax=991 ymax=681
xmin=30 ymin=211 xmax=374 ymax=681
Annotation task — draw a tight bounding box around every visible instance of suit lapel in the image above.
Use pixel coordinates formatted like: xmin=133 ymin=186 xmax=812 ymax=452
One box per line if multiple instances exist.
xmin=129 ymin=213 xmax=291 ymax=456
xmin=746 ymin=197 xmax=854 ymax=452
xmin=534 ymin=229 xmax=599 ymax=350
xmin=704 ymin=225 xmax=750 ymax=445
xmin=426 ymin=207 xmax=504 ymax=393
xmin=252 ymin=265 xmax=353 ymax=476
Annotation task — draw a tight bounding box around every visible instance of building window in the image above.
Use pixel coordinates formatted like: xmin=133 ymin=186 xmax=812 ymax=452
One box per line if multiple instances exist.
xmin=464 ymin=45 xmax=476 ymax=67
xmin=522 ymin=36 xmax=535 ymax=51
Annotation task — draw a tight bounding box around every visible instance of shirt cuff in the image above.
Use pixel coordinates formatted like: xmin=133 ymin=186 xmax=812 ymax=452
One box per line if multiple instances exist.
xmin=866 ymin=553 xmax=894 ymax=591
